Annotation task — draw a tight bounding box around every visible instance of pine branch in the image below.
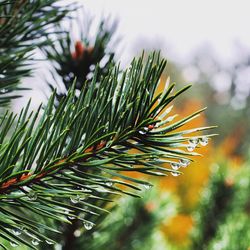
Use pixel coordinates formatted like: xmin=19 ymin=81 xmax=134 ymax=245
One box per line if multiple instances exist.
xmin=0 ymin=0 xmax=73 ymax=106
xmin=41 ymin=17 xmax=149 ymax=248
xmin=42 ymin=18 xmax=117 ymax=102
xmin=0 ymin=53 xmax=214 ymax=248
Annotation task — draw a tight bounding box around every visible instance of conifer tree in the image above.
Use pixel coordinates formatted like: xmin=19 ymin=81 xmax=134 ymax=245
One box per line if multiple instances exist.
xmin=0 ymin=1 xmax=214 ymax=249
xmin=191 ymin=162 xmax=250 ymax=250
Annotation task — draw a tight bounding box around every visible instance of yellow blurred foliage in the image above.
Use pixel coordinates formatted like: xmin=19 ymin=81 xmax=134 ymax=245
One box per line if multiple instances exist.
xmin=216 ymin=125 xmax=244 ymax=168
xmin=154 ymin=77 xmax=244 ymax=246
xmin=159 ymin=99 xmax=212 ymax=211
xmin=158 ymin=97 xmax=243 ymax=246
xmin=161 ymin=214 xmax=193 ymax=246
xmin=159 ymin=98 xmax=212 ymax=245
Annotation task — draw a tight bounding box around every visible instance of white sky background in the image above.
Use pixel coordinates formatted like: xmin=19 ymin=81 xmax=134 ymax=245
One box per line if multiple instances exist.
xmin=13 ymin=0 xmax=250 ymax=111
xmin=79 ymin=0 xmax=250 ymax=65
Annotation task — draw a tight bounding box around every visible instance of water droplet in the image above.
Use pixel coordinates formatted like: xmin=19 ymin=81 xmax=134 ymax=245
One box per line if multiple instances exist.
xmin=0 ymin=88 xmax=7 ymax=93
xmin=143 ymin=183 xmax=152 ymax=190
xmin=171 ymin=172 xmax=180 ymax=177
xmin=74 ymin=229 xmax=81 ymax=237
xmin=139 ymin=130 xmax=146 ymax=135
xmin=199 ymin=137 xmax=208 ymax=146
xmin=106 ymin=181 xmax=113 ymax=187
xmin=70 ymin=195 xmax=80 ymax=204
xmin=153 ymin=122 xmax=159 ymax=128
xmin=170 ymin=162 xmax=180 ymax=170
xmin=84 ymin=221 xmax=93 ymax=230
xmin=187 ymin=145 xmax=195 ymax=152
xmin=45 ymin=240 xmax=54 ymax=245
xmin=179 ymin=159 xmax=190 ymax=168
xmin=0 ymin=74 xmax=4 ymax=79
xmin=27 ymin=191 xmax=37 ymax=201
xmin=67 ymin=215 xmax=75 ymax=220
xmin=81 ymin=188 xmax=91 ymax=193
xmin=64 ymin=76 xmax=70 ymax=82
xmin=89 ymin=64 xmax=95 ymax=71
xmin=10 ymin=242 xmax=18 ymax=247
xmin=12 ymin=228 xmax=21 ymax=236
xmin=189 ymin=138 xmax=199 ymax=146
xmin=143 ymin=127 xmax=149 ymax=132
xmin=31 ymin=239 xmax=39 ymax=246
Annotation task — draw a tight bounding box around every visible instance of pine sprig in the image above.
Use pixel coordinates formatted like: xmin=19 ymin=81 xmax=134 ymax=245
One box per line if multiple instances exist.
xmin=0 ymin=53 xmax=214 ymax=248
xmin=42 ymin=18 xmax=117 ymax=101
